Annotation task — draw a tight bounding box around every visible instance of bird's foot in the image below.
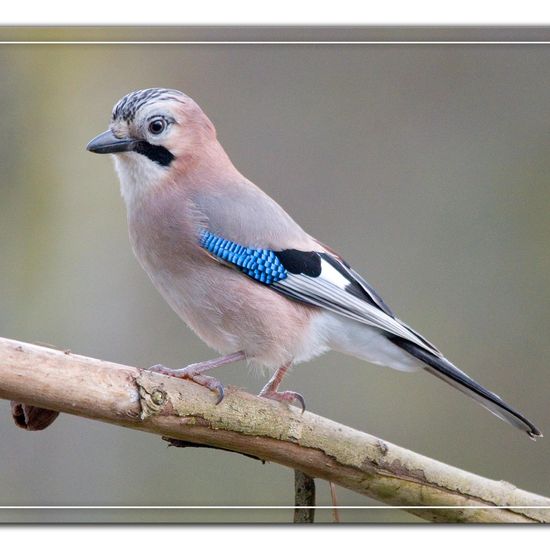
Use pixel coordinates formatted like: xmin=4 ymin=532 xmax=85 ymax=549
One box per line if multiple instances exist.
xmin=149 ymin=363 xmax=225 ymax=404
xmin=258 ymin=388 xmax=306 ymax=413
xmin=147 ymin=352 xmax=244 ymax=404
xmin=258 ymin=362 xmax=305 ymax=412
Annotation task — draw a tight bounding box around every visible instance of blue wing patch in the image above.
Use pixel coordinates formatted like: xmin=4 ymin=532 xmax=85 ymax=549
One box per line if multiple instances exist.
xmin=200 ymin=230 xmax=288 ymax=284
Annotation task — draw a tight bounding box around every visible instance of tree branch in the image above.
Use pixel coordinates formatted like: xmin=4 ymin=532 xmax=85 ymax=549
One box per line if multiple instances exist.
xmin=0 ymin=336 xmax=548 ymax=523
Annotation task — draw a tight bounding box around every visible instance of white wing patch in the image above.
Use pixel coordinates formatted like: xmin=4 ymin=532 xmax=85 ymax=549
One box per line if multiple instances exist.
xmin=314 ymin=256 xmax=350 ymax=289
xmin=272 ymin=254 xmax=442 ymax=357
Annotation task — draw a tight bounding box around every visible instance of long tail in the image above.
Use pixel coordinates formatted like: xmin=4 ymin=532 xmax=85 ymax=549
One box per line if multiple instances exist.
xmin=389 ymin=336 xmax=542 ymax=440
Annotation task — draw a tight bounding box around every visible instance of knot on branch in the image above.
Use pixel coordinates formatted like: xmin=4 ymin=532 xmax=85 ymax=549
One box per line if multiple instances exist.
xmin=137 ymin=374 xmax=170 ymax=420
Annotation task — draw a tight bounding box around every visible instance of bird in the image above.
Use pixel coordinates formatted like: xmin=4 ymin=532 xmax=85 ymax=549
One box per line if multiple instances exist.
xmin=87 ymin=87 xmax=542 ymax=440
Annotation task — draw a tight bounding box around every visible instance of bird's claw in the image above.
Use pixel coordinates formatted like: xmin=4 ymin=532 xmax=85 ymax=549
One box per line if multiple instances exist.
xmin=212 ymin=381 xmax=224 ymax=405
xmin=148 ymin=364 xmax=225 ymax=405
xmin=259 ymin=389 xmax=306 ymax=413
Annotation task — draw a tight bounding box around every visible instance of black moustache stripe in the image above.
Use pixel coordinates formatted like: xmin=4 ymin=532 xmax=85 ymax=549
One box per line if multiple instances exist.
xmin=133 ymin=141 xmax=175 ymax=167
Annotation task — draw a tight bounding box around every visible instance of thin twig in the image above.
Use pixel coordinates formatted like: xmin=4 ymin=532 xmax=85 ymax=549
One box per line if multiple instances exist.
xmin=329 ymin=482 xmax=341 ymax=523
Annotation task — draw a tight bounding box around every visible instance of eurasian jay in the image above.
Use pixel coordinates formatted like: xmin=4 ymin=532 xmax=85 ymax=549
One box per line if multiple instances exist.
xmin=87 ymin=88 xmax=541 ymax=439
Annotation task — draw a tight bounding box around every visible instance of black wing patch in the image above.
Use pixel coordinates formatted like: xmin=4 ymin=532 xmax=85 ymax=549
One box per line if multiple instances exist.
xmin=274 ymin=249 xmax=322 ymax=277
xmin=274 ymin=249 xmax=393 ymax=315
xmin=271 ymin=248 xmax=442 ymax=354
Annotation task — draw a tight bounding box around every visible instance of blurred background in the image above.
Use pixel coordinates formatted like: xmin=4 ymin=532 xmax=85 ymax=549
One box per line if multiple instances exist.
xmin=0 ymin=36 xmax=549 ymax=523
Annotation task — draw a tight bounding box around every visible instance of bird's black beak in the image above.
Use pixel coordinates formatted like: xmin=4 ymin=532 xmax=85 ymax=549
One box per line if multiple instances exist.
xmin=86 ymin=130 xmax=138 ymax=154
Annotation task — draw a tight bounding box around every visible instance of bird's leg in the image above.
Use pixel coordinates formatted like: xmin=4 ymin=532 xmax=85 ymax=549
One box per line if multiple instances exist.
xmin=259 ymin=362 xmax=306 ymax=412
xmin=149 ymin=351 xmax=245 ymax=404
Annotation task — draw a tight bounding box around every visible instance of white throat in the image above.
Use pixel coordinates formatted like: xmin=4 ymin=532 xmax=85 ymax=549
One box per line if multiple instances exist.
xmin=113 ymin=152 xmax=168 ymax=207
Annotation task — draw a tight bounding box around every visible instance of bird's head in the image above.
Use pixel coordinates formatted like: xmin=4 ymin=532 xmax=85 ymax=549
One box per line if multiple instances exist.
xmin=87 ymin=88 xmax=217 ymax=202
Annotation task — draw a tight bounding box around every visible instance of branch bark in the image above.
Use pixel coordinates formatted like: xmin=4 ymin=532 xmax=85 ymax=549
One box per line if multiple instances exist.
xmin=0 ymin=336 xmax=548 ymax=523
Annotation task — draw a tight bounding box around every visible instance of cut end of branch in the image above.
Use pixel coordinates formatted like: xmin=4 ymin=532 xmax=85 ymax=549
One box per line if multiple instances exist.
xmin=10 ymin=401 xmax=59 ymax=431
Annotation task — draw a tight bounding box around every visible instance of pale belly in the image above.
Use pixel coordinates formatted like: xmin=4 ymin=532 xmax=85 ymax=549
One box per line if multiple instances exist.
xmin=144 ymin=261 xmax=328 ymax=371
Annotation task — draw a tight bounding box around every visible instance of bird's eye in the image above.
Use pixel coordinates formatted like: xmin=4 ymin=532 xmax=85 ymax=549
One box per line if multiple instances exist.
xmin=148 ymin=118 xmax=167 ymax=135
